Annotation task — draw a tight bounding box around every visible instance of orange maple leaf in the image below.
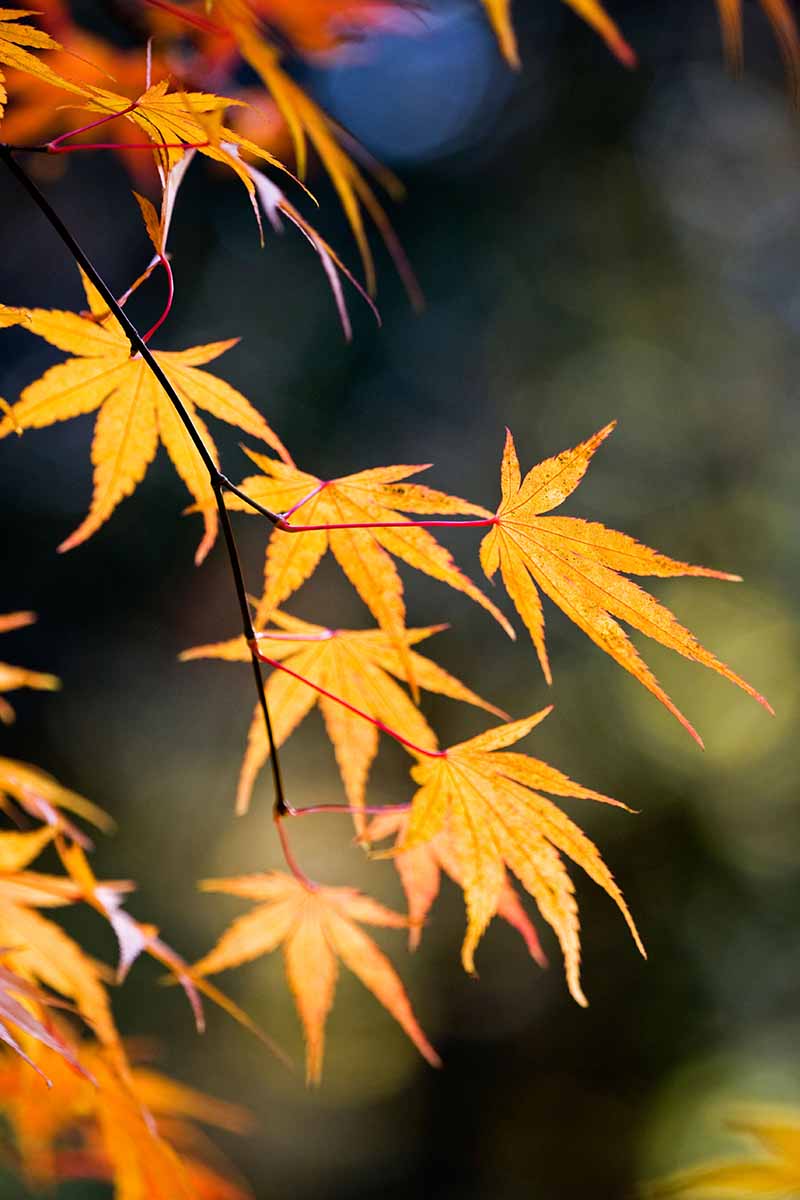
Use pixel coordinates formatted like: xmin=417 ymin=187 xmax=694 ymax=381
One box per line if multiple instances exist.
xmin=479 ymin=424 xmax=772 ymax=746
xmin=393 ymin=708 xmax=643 ymax=1001
xmin=0 ymin=958 xmax=91 ymax=1085
xmin=0 ymin=612 xmax=60 ymax=724
xmin=68 ymin=75 xmax=296 ymax=199
xmin=182 ymin=610 xmax=506 ymax=820
xmin=0 ymin=269 xmax=291 ymax=561
xmin=0 ymin=854 xmax=120 ymax=1051
xmin=194 ymin=871 xmax=441 ymax=1084
xmin=365 ymin=808 xmax=547 ymax=964
xmin=0 ymin=6 xmax=87 ymax=120
xmin=227 ymin=451 xmax=514 ymax=691
xmin=0 ymin=1033 xmax=252 ymax=1197
xmin=191 ymin=1 xmax=416 ymax=299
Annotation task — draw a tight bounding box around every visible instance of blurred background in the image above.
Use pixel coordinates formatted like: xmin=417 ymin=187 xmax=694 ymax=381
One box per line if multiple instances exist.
xmin=0 ymin=0 xmax=799 ymax=1195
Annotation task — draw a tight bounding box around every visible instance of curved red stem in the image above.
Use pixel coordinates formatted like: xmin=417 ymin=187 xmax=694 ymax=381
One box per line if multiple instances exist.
xmin=141 ymin=255 xmax=175 ymax=344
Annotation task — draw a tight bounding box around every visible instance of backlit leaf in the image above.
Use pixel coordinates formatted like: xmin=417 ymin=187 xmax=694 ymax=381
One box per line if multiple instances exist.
xmin=394 ymin=709 xmax=643 ymax=1000
xmin=366 ymin=809 xmax=547 ymax=964
xmin=182 ymin=610 xmax=506 ymax=820
xmin=480 ymin=424 xmax=772 ymax=746
xmin=0 ymin=270 xmax=291 ymax=562
xmin=195 ymin=871 xmax=440 ymax=1084
xmin=227 ymin=451 xmax=514 ymax=692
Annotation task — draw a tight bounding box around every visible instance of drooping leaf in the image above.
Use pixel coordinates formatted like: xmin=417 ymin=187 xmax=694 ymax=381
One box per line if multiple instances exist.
xmin=0 ymin=1034 xmax=255 ymax=1197
xmin=70 ymin=75 xmax=295 ymax=199
xmin=480 ymin=424 xmax=772 ymax=746
xmin=0 ymin=7 xmax=87 ymax=120
xmin=365 ymin=808 xmax=547 ymax=964
xmin=713 ymin=0 xmax=800 ymax=99
xmin=58 ymin=841 xmax=206 ymax=1031
xmin=0 ymin=880 xmax=119 ymax=1050
xmin=227 ymin=452 xmax=514 ymax=691
xmin=393 ymin=709 xmax=643 ymax=1000
xmin=0 ymin=958 xmax=90 ymax=1084
xmin=228 ymin=146 xmax=378 ymax=340
xmin=0 ymin=755 xmax=113 ymax=844
xmin=194 ymin=871 xmax=441 ymax=1084
xmin=481 ymin=0 xmax=521 ymax=67
xmin=0 ymin=611 xmax=59 ymax=724
xmin=200 ymin=2 xmax=418 ymax=299
xmin=182 ymin=610 xmax=506 ymax=820
xmin=0 ymin=269 xmax=292 ymax=562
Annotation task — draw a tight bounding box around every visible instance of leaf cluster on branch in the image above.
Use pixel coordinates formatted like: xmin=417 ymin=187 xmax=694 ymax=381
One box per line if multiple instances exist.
xmin=0 ymin=0 xmax=779 ymax=1194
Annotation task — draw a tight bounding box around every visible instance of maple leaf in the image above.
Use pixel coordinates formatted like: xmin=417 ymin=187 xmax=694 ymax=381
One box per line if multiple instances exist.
xmin=0 ymin=7 xmax=87 ymax=120
xmin=227 ymin=450 xmax=514 ymax=691
xmin=393 ymin=708 xmax=643 ymax=1001
xmin=182 ymin=609 xmax=506 ymax=820
xmin=647 ymin=1107 xmax=800 ymax=1197
xmin=0 ymin=860 xmax=120 ymax=1051
xmin=229 ymin=148 xmax=378 ymax=340
xmin=0 ymin=611 xmax=60 ymax=724
xmin=366 ymin=808 xmax=548 ymax=964
xmin=0 ymin=957 xmax=90 ymax=1084
xmin=209 ymin=0 xmax=399 ymax=53
xmin=0 ymin=269 xmax=292 ymax=562
xmin=70 ymin=75 xmax=296 ymax=200
xmin=480 ymin=423 xmax=772 ymax=746
xmin=0 ymin=1032 xmax=255 ymax=1197
xmin=0 ymin=17 xmax=167 ymax=170
xmin=194 ymin=1 xmax=416 ymax=299
xmin=481 ymin=0 xmax=635 ymax=68
xmin=0 ymin=754 xmax=113 ymax=845
xmin=714 ymin=0 xmax=800 ymax=100
xmin=194 ymin=871 xmax=441 ymax=1084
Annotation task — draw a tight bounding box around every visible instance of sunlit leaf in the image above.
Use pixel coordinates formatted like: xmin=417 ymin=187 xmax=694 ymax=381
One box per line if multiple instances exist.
xmin=195 ymin=871 xmax=441 ymax=1084
xmin=480 ymin=424 xmax=772 ymax=746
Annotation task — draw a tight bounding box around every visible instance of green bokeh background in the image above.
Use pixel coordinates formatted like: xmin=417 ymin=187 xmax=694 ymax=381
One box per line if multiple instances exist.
xmin=0 ymin=1 xmax=798 ymax=1196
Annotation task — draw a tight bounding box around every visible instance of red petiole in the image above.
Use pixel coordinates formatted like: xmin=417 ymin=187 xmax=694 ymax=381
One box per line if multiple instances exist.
xmin=249 ymin=636 xmax=447 ymax=761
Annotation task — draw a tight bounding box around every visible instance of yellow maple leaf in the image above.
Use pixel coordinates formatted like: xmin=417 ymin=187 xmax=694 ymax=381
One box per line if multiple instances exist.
xmin=204 ymin=1 xmax=415 ymax=299
xmin=0 ymin=7 xmax=87 ymax=120
xmin=194 ymin=871 xmax=441 ymax=1084
xmin=0 ymin=611 xmax=59 ymax=724
xmin=366 ymin=808 xmax=548 ymax=963
xmin=647 ymin=1107 xmax=800 ymax=1196
xmin=395 ymin=708 xmax=643 ymax=999
xmin=0 ymin=269 xmax=291 ymax=561
xmin=479 ymin=423 xmax=772 ymax=746
xmin=227 ymin=450 xmax=514 ymax=692
xmin=182 ymin=609 xmax=506 ymax=820
xmin=0 ymin=873 xmax=119 ymax=1050
xmin=71 ymin=75 xmax=294 ymax=199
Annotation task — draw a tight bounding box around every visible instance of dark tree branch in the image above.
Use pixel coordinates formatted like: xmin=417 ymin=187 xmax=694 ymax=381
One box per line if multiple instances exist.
xmin=0 ymin=143 xmax=289 ymax=818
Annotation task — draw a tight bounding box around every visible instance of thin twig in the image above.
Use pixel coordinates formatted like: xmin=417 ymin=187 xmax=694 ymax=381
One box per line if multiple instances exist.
xmin=0 ymin=144 xmax=289 ymax=825
xmin=220 ymin=476 xmax=498 ymax=534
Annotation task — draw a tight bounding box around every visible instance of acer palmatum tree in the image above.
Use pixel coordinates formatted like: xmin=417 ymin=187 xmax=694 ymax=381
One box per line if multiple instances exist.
xmin=0 ymin=1 xmax=783 ymax=1195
